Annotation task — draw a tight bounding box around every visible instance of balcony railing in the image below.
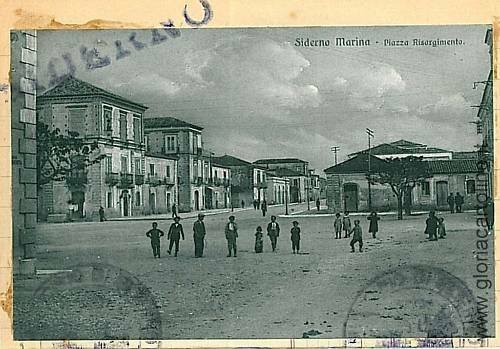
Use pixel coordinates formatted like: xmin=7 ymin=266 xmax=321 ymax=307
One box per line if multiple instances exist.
xmin=148 ymin=175 xmax=175 ymax=186
xmin=135 ymin=174 xmax=145 ymax=185
xmin=196 ymin=147 xmax=203 ymax=156
xmin=118 ymin=173 xmax=134 ymax=189
xmin=223 ymin=179 xmax=230 ymax=187
xmin=105 ymin=172 xmax=120 ymax=186
xmin=197 ymin=177 xmax=203 ymax=186
xmin=66 ymin=172 xmax=88 ymax=188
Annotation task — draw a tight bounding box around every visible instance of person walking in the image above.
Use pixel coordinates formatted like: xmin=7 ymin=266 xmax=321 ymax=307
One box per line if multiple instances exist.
xmin=225 ymin=215 xmax=238 ymax=257
xmin=290 ymin=220 xmax=301 ymax=254
xmin=447 ymin=194 xmax=455 ymax=213
xmin=254 ymin=226 xmax=264 ymax=253
xmin=167 ymin=216 xmax=185 ymax=256
xmin=438 ymin=217 xmax=446 ymax=239
xmin=145 ymin=222 xmax=165 ymax=258
xmin=253 ymin=199 xmax=258 ymax=210
xmin=261 ymin=200 xmax=268 ymax=217
xmin=98 ymin=206 xmax=106 ymax=222
xmin=171 ymin=203 xmax=177 ymax=218
xmin=425 ymin=210 xmax=439 ymax=241
xmin=267 ymin=215 xmax=280 ymax=252
xmin=455 ymin=192 xmax=464 ymax=213
xmin=367 ymin=211 xmax=380 ymax=238
xmin=342 ymin=212 xmax=352 ymax=238
xmin=349 ymin=220 xmax=363 ymax=253
xmin=193 ymin=213 xmax=206 ymax=257
xmin=334 ymin=213 xmax=343 ymax=239
xmin=316 ymin=198 xmax=320 ymax=211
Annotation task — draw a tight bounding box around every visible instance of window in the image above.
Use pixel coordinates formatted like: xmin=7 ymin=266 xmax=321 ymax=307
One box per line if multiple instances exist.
xmin=121 ymin=156 xmax=128 ymax=173
xmin=105 ymin=155 xmax=112 ymax=174
xmin=133 ymin=117 xmax=141 ymax=143
xmin=134 ymin=158 xmax=141 ymax=175
xmin=166 ymin=165 xmax=171 ymax=178
xmin=145 ymin=135 xmax=150 ymax=151
xmin=257 ymin=173 xmax=261 ymax=183
xmin=293 ymin=179 xmax=299 ymax=187
xmin=421 ymin=181 xmax=430 ymax=195
xmin=119 ymin=111 xmax=127 ymax=141
xmin=166 ymin=135 xmax=176 ymax=152
xmin=149 ymin=164 xmax=155 ymax=176
xmin=103 ymin=107 xmax=112 ymax=132
xmin=107 ymin=192 xmax=113 ymax=208
xmin=467 ymin=180 xmax=476 ymax=194
xmin=135 ymin=191 xmax=141 ymax=206
xmin=68 ymin=107 xmax=86 ymax=136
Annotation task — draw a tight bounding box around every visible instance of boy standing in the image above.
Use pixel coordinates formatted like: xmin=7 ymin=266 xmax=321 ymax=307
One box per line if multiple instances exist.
xmin=334 ymin=213 xmax=343 ymax=239
xmin=167 ymin=216 xmax=185 ymax=257
xmin=425 ymin=211 xmax=439 ymax=241
xmin=438 ymin=217 xmax=446 ymax=239
xmin=350 ymin=220 xmax=363 ymax=253
xmin=225 ymin=216 xmax=238 ymax=257
xmin=267 ymin=215 xmax=280 ymax=252
xmin=193 ymin=213 xmax=206 ymax=257
xmin=291 ymin=221 xmax=301 ymax=254
xmin=342 ymin=212 xmax=352 ymax=238
xmin=146 ymin=222 xmax=165 ymax=258
xmin=367 ymin=211 xmax=380 ymax=238
xmin=255 ymin=226 xmax=264 ymax=253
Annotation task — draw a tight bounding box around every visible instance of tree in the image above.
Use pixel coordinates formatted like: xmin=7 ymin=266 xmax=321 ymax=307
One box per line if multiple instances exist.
xmin=37 ymin=122 xmax=105 ymax=188
xmin=370 ymin=156 xmax=432 ymax=220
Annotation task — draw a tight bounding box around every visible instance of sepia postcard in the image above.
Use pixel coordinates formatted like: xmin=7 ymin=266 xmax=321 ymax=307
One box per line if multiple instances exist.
xmin=1 ymin=1 xmax=499 ymax=348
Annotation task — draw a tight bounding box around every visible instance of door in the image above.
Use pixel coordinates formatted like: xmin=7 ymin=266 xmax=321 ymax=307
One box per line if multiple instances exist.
xmin=149 ymin=192 xmax=156 ymax=214
xmin=436 ymin=181 xmax=448 ymax=207
xmin=123 ymin=191 xmax=130 ymax=216
xmin=343 ymin=183 xmax=358 ymax=212
xmin=71 ymin=191 xmax=85 ymax=218
xmin=166 ymin=192 xmax=171 ymax=212
xmin=194 ymin=190 xmax=200 ymax=210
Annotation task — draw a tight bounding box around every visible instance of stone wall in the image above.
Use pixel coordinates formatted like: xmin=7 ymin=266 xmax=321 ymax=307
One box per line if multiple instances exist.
xmin=11 ymin=30 xmax=37 ymax=275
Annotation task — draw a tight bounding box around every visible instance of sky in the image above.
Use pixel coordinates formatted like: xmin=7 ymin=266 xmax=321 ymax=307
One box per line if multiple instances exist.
xmin=36 ymin=26 xmax=491 ymax=173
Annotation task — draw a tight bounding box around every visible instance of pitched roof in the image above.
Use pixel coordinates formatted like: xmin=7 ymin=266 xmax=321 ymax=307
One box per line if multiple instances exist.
xmin=452 ymin=151 xmax=479 ymax=160
xmin=144 ymin=117 xmax=203 ymax=131
xmin=350 ymin=139 xmax=450 ymax=157
xmin=428 ymin=160 xmax=478 ymax=174
xmin=389 ymin=139 xmax=427 ymax=148
xmin=212 ymin=155 xmax=252 ymax=167
xmin=324 ymin=153 xmax=390 ymax=174
xmin=39 ymin=76 xmax=147 ymax=110
xmin=254 ymin=158 xmax=308 ymax=165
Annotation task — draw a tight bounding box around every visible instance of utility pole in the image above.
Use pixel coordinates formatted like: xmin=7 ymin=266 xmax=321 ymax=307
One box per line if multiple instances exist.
xmin=285 ymin=181 xmax=289 ymax=215
xmin=330 ymin=146 xmax=340 ymax=165
xmin=366 ymin=128 xmax=374 ymax=211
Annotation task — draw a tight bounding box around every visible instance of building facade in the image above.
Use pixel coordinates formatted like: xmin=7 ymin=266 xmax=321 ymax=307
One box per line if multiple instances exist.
xmin=144 ymin=117 xmax=208 ymax=212
xmin=143 ymin=153 xmax=178 ymax=215
xmin=324 ymin=140 xmax=480 ymax=213
xmin=37 ymin=77 xmax=148 ymax=221
xmin=208 ymin=164 xmax=231 ymax=209
xmin=266 ymin=175 xmax=290 ymax=205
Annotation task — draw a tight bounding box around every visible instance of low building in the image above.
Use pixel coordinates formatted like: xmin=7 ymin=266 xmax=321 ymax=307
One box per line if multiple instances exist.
xmin=266 ymin=174 xmax=290 ymax=205
xmin=324 ymin=140 xmax=480 ymax=213
xmin=272 ymin=168 xmax=308 ymax=203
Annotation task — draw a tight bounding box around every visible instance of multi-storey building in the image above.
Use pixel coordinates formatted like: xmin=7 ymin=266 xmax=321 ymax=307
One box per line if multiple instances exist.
xmin=265 ymin=174 xmax=290 ymax=205
xmin=253 ymin=158 xmax=311 ymax=203
xmin=144 ymin=117 xmax=209 ymax=212
xmin=37 ymin=77 xmax=149 ymax=221
xmin=208 ymin=164 xmax=231 ymax=209
xmin=143 ymin=153 xmax=178 ymax=214
xmin=212 ymin=155 xmax=267 ymax=208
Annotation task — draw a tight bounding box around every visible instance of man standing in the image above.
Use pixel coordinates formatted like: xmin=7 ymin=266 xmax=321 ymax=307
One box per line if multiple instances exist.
xmin=447 ymin=194 xmax=455 ymax=213
xmin=316 ymin=198 xmax=321 ymax=211
xmin=267 ymin=215 xmax=280 ymax=252
xmin=261 ymin=200 xmax=268 ymax=217
xmin=98 ymin=206 xmax=106 ymax=222
xmin=167 ymin=216 xmax=185 ymax=257
xmin=193 ymin=213 xmax=206 ymax=257
xmin=225 ymin=216 xmax=238 ymax=257
xmin=171 ymin=203 xmax=177 ymax=219
xmin=425 ymin=210 xmax=439 ymax=241
xmin=146 ymin=222 xmax=165 ymax=258
xmin=455 ymin=192 xmax=464 ymax=213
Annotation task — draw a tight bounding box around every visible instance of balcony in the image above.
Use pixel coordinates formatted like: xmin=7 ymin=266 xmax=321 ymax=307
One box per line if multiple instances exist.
xmin=105 ymin=172 xmax=120 ymax=186
xmin=223 ymin=179 xmax=230 ymax=187
xmin=164 ymin=176 xmax=175 ymax=185
xmin=196 ymin=147 xmax=203 ymax=156
xmin=257 ymin=181 xmax=268 ymax=189
xmin=66 ymin=172 xmax=88 ymax=189
xmin=118 ymin=173 xmax=134 ymax=189
xmin=135 ymin=174 xmax=145 ymax=185
xmin=147 ymin=174 xmax=162 ymax=186
xmin=197 ymin=177 xmax=203 ymax=186
xmin=213 ymin=178 xmax=221 ymax=186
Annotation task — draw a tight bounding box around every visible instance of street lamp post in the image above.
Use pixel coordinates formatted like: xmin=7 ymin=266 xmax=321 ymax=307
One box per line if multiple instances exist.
xmin=366 ymin=128 xmax=374 ymax=211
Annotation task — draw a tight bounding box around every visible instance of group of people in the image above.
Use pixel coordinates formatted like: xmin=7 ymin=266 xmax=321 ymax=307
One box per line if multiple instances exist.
xmin=424 ymin=211 xmax=447 ymax=241
xmin=252 ymin=199 xmax=268 ymax=217
xmin=447 ymin=192 xmax=465 ymax=213
xmin=144 ymin=214 xmax=301 ymax=258
xmin=332 ymin=211 xmax=380 ymax=253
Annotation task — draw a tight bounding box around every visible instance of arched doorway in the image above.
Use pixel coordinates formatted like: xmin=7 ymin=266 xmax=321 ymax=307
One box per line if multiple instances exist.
xmin=194 ymin=190 xmax=200 ymax=211
xmin=343 ymin=183 xmax=358 ymax=212
xmin=122 ymin=190 xmax=130 ymax=216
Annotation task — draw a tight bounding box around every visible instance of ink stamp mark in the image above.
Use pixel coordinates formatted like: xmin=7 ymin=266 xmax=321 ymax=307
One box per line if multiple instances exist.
xmin=343 ymin=264 xmax=481 ymax=338
xmin=15 ymin=263 xmax=162 ymax=340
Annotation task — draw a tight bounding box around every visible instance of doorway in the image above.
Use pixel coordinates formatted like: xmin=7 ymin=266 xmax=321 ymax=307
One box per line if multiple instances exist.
xmin=166 ymin=192 xmax=171 ymax=212
xmin=194 ymin=190 xmax=200 ymax=211
xmin=436 ymin=181 xmax=448 ymax=207
xmin=343 ymin=183 xmax=358 ymax=212
xmin=149 ymin=192 xmax=156 ymax=214
xmin=71 ymin=191 xmax=85 ymax=218
xmin=122 ymin=190 xmax=130 ymax=216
